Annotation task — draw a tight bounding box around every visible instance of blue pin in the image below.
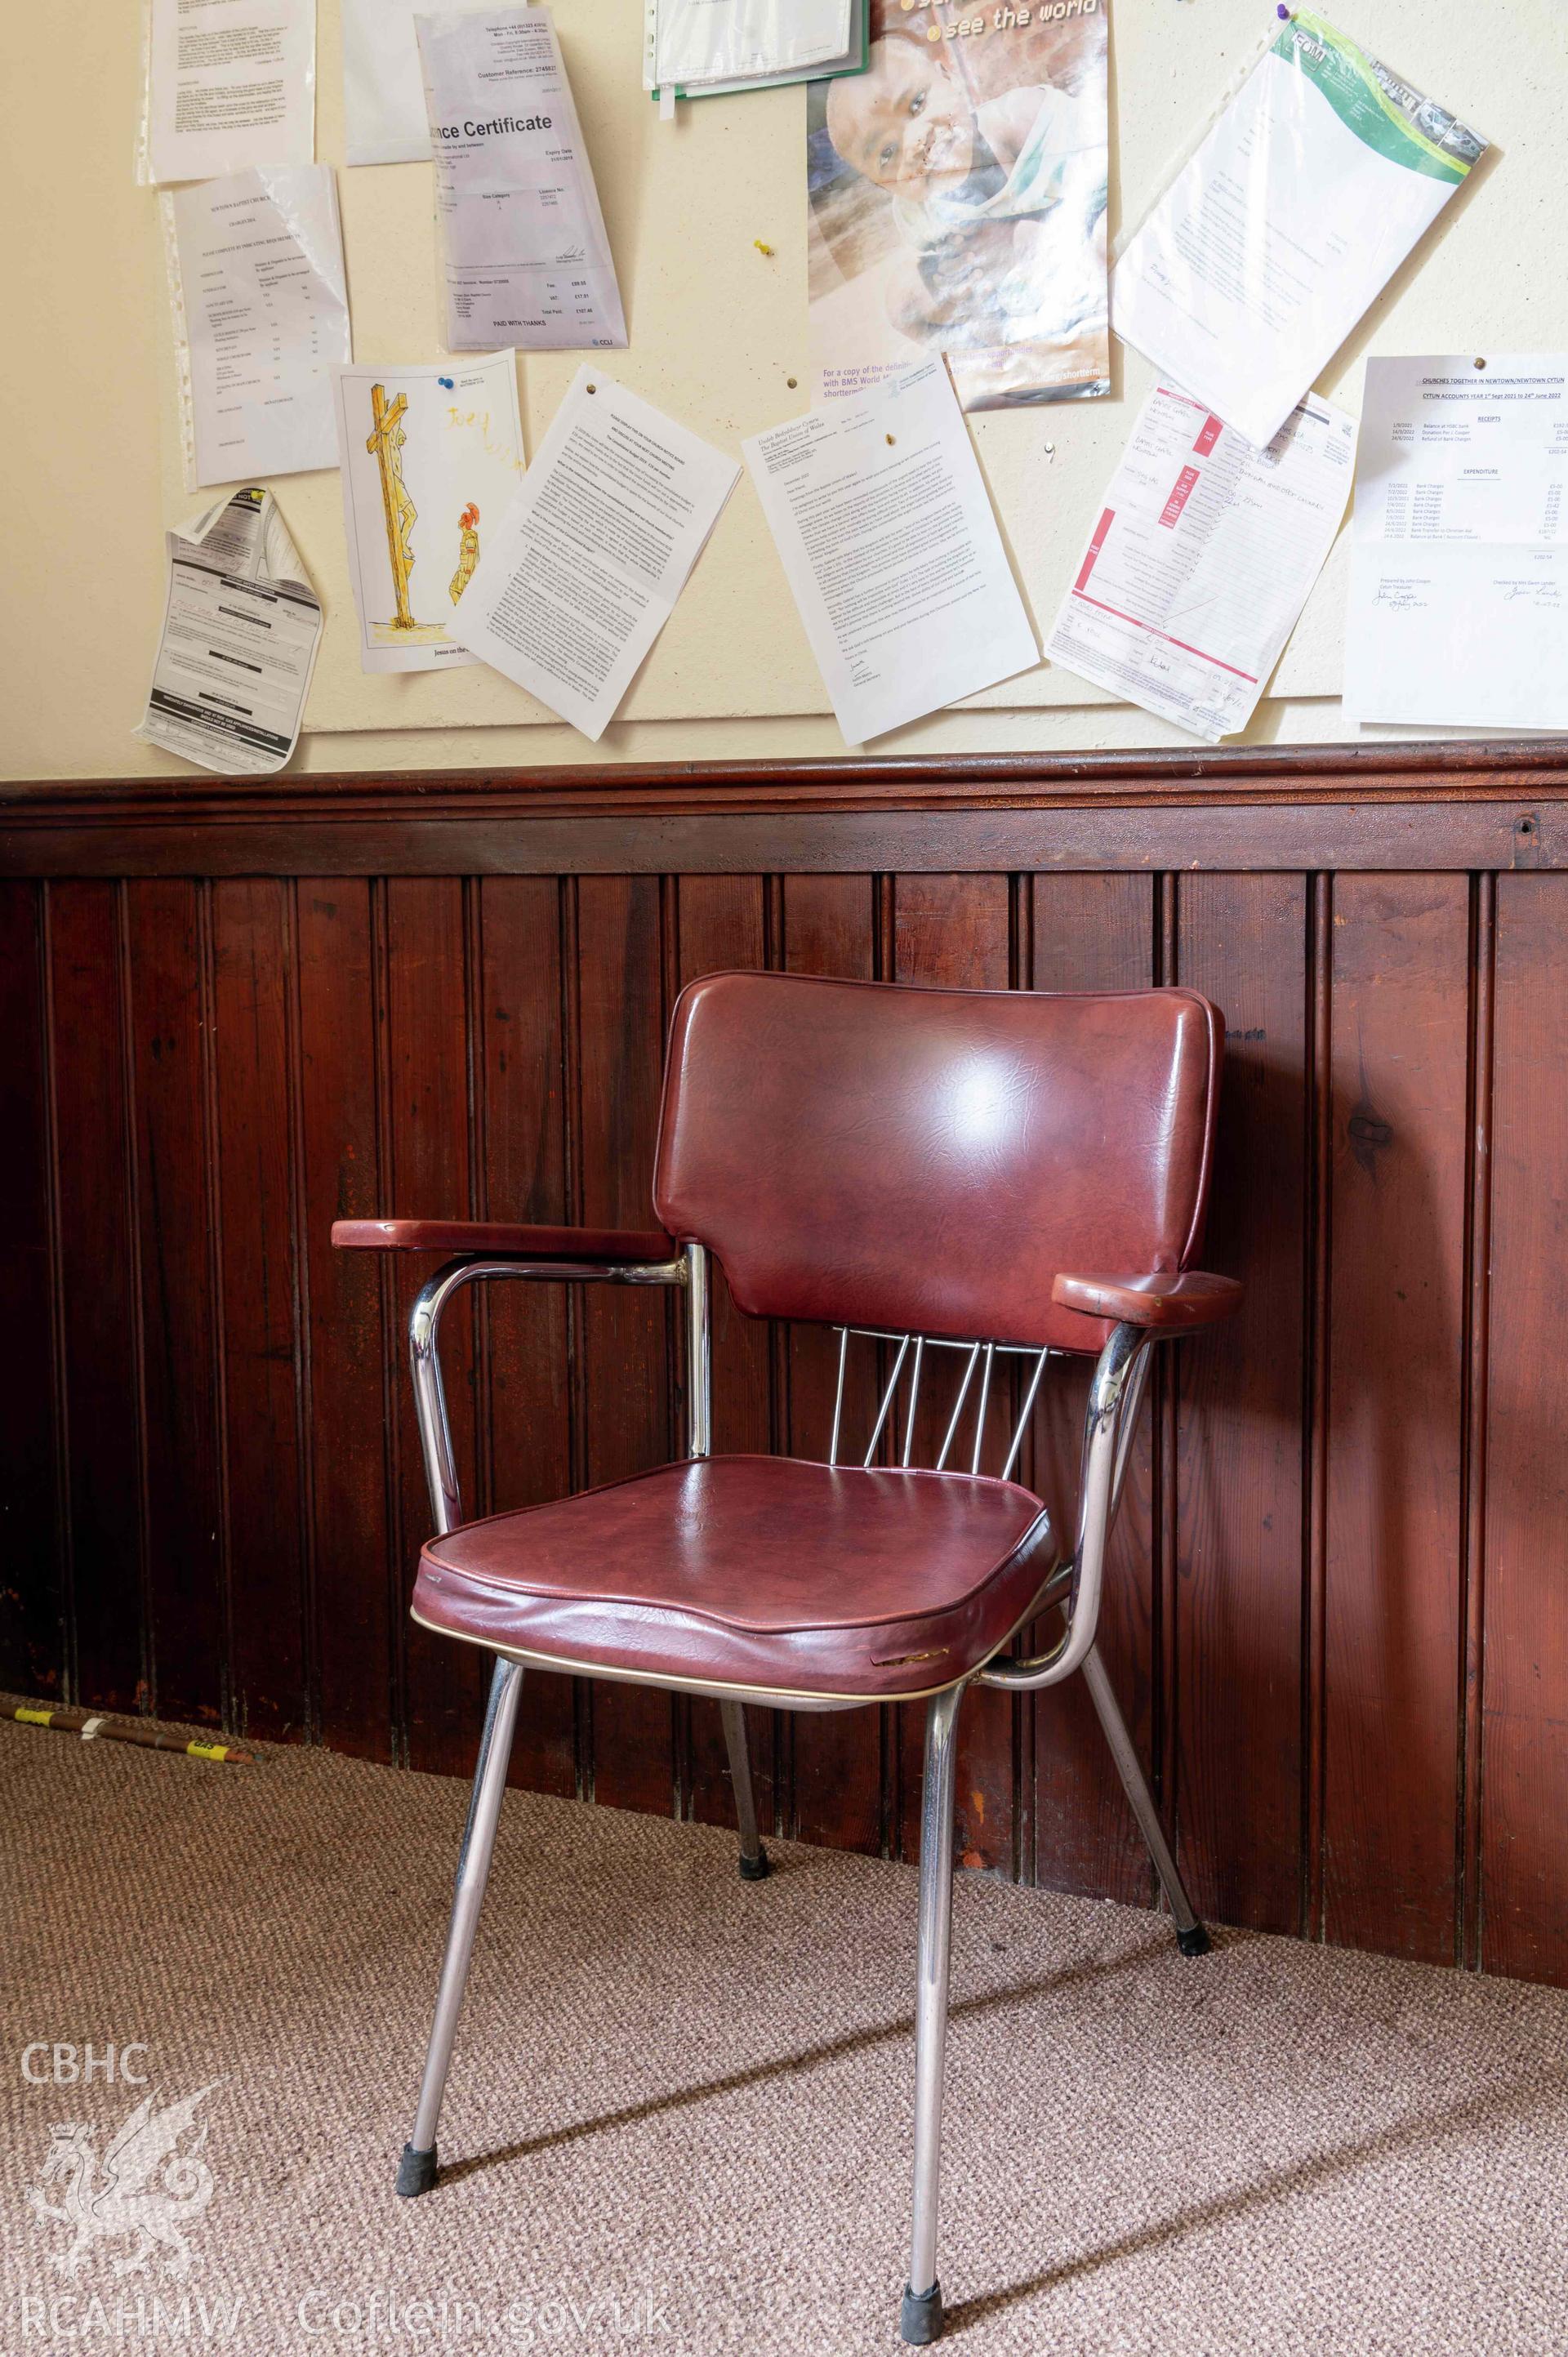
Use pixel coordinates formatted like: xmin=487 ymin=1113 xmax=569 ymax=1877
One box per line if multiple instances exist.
xmin=438 ymin=376 xmax=455 ymax=389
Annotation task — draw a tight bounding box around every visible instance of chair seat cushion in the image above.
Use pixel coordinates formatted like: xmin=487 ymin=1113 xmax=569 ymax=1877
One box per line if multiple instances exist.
xmin=414 ymin=1455 xmax=1053 ymax=1700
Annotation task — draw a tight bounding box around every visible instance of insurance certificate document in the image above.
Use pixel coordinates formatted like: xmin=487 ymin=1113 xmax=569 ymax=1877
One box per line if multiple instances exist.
xmin=415 ymin=7 xmax=627 ymax=353
xmin=745 ymin=359 xmax=1037 ymax=743
xmin=168 ymin=166 xmax=350 ymax=488
xmin=144 ymin=0 xmax=316 ymax=185
xmin=1343 ymin=357 xmax=1568 ymax=730
xmin=1114 ymin=14 xmax=1485 ymax=450
xmin=135 ymin=488 xmax=322 ymax=773
xmin=453 ymin=367 xmax=739 ymax=737
xmin=1047 ymin=383 xmax=1356 ymax=741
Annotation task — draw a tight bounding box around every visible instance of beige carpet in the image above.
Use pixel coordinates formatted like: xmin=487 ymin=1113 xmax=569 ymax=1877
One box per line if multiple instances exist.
xmin=5 ymin=1709 xmax=1568 ymax=2356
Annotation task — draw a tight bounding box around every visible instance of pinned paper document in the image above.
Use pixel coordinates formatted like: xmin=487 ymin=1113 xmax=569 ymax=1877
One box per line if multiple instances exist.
xmin=744 ymin=359 xmax=1038 ymax=743
xmin=452 ymin=367 xmax=740 ymax=739
xmin=140 ymin=0 xmax=316 ymax=185
xmin=1114 ymin=13 xmax=1486 ymax=448
xmin=1343 ymin=356 xmax=1568 ymax=731
xmin=342 ymin=0 xmax=480 ymax=166
xmin=332 ymin=355 xmax=526 ymax=673
xmin=134 ymin=488 xmax=322 ymax=774
xmin=415 ymin=7 xmax=627 ymax=353
xmin=646 ymin=0 xmax=866 ymax=103
xmin=166 ymin=165 xmax=350 ymax=489
xmin=1047 ymin=383 xmax=1356 ymax=742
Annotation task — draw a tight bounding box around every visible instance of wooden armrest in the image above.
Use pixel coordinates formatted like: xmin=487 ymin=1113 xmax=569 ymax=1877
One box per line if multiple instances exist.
xmin=331 ymin=1219 xmax=677 ymax=1263
xmin=1051 ymin=1269 xmax=1243 ymax=1332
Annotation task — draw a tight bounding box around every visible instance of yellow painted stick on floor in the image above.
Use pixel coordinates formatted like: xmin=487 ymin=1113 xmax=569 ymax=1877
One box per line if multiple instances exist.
xmin=2 ymin=1700 xmax=255 ymax=1762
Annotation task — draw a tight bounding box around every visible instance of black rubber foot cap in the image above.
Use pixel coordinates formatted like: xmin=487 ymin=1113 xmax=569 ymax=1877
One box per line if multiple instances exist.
xmin=900 ymin=2281 xmax=943 ymax=2345
xmin=396 ymin=2143 xmax=438 ymax=2197
xmin=1177 ymin=1923 xmax=1213 ymax=1958
xmin=738 ymin=1846 xmax=771 ymax=1882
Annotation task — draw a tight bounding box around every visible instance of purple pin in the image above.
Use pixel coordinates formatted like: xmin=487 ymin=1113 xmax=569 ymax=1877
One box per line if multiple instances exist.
xmin=1276 ymin=4 xmax=1290 ymax=16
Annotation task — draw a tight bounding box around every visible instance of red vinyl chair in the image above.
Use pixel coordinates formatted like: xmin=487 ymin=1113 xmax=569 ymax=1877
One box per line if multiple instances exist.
xmin=334 ymin=971 xmax=1241 ymax=2345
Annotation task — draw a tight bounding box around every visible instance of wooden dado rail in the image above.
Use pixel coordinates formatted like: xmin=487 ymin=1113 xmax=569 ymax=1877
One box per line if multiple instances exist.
xmin=5 ymin=743 xmax=1568 ymax=1986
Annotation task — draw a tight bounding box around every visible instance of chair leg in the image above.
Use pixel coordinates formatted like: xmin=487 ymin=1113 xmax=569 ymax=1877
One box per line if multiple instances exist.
xmin=901 ymin=1681 xmax=964 ymax=2346
xmin=396 ymin=1657 xmax=525 ymax=2196
xmin=719 ymin=1699 xmax=770 ymax=1881
xmin=1080 ymin=1642 xmax=1210 ymax=1957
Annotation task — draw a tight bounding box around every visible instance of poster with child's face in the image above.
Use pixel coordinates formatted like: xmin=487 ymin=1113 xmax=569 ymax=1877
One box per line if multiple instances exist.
xmin=807 ymin=0 xmax=1110 ymax=411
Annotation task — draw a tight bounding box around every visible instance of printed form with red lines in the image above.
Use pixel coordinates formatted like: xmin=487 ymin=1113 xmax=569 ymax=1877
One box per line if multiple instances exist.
xmin=1047 ymin=381 xmax=1356 ymax=742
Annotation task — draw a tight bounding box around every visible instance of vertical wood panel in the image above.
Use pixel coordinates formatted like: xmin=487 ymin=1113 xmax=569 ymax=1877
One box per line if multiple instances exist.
xmin=1323 ymin=875 xmax=1469 ymax=1963
xmin=126 ymin=880 xmax=224 ymax=1726
xmin=385 ymin=879 xmax=483 ymax=1774
xmin=574 ymin=875 xmax=675 ymax=1816
xmin=297 ymin=881 xmax=394 ymax=1762
xmin=212 ymin=880 xmax=308 ymax=1738
xmin=1028 ymin=872 xmax=1157 ymax=1904
xmin=675 ymin=876 xmax=778 ymax=1838
xmin=1481 ymin=875 xmax=1568 ymax=1981
xmin=1459 ymin=876 xmax=1494 ymax=1972
xmin=0 ymin=883 xmax=64 ymax=1697
xmin=47 ymin=884 xmax=144 ymax=1713
xmin=891 ymin=874 xmax=1015 ymax=1874
xmin=1303 ymin=876 xmax=1333 ymax=1941
xmin=1174 ymin=874 xmax=1307 ymax=1936
xmin=781 ymin=874 xmax=884 ymax=1854
xmin=479 ymin=876 xmax=577 ymax=1799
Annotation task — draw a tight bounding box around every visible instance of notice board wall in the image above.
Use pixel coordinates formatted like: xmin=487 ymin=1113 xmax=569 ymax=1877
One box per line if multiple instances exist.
xmin=4 ymin=0 xmax=1561 ymax=782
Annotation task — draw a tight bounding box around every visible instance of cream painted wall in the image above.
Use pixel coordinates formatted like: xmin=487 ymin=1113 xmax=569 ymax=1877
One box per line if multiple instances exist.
xmin=2 ymin=0 xmax=1561 ymax=782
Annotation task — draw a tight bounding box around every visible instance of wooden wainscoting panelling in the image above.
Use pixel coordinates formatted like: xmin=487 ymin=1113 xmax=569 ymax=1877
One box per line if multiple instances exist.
xmin=1174 ymin=871 xmax=1309 ymax=1940
xmin=1481 ymin=875 xmax=1568 ymax=1981
xmin=47 ymin=886 xmax=152 ymax=1716
xmin=1322 ymin=876 xmax=1472 ymax=1963
xmin=212 ymin=877 xmax=310 ymax=1741
xmin=0 ymin=882 xmax=61 ymax=1702
xmin=128 ymin=880 xmax=225 ymax=1730
xmin=6 ymin=751 xmax=1568 ymax=1987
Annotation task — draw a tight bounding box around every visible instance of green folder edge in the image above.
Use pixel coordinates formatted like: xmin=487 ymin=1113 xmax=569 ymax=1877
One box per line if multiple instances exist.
xmin=650 ymin=0 xmax=869 ymax=103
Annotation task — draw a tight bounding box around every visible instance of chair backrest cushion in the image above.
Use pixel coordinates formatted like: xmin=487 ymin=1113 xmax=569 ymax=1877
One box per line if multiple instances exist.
xmin=653 ymin=973 xmax=1223 ymax=1355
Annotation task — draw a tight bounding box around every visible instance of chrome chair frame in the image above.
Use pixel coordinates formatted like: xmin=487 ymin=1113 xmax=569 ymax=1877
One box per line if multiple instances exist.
xmin=395 ymin=1238 xmax=1208 ymax=2346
